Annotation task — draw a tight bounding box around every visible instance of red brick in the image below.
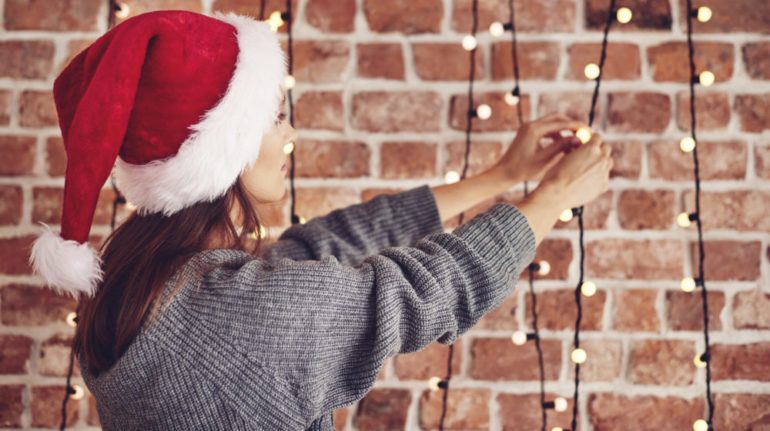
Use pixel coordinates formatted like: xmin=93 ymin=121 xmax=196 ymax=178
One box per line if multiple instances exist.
xmin=607 ymin=92 xmax=670 ymax=133
xmin=585 ymin=0 xmax=671 ymax=30
xmin=492 ymin=41 xmax=561 ymax=81
xmin=0 ymin=90 xmax=11 ymax=125
xmin=364 ymin=0 xmax=442 ymax=34
xmin=19 ymin=90 xmax=57 ymax=127
xmin=691 ymin=240 xmax=761 ymax=281
xmin=714 ymin=393 xmax=770 ymax=430
xmin=0 ymin=40 xmax=55 ymax=79
xmin=736 ymin=93 xmax=770 ymax=132
xmin=470 ymin=338 xmax=561 ymax=381
xmin=46 ymin=136 xmax=67 ymax=177
xmin=666 ymin=290 xmax=724 ymax=331
xmin=618 ymin=189 xmax=675 ymax=230
xmin=444 ymin=141 xmax=503 ymax=178
xmin=647 ymin=41 xmax=734 ymax=83
xmin=0 ymin=385 xmax=24 ymax=427
xmin=450 ymin=92 xmax=531 ymax=132
xmin=213 ymin=0 xmax=297 ymax=34
xmin=294 ymin=91 xmax=344 ymax=131
xmin=59 ymin=39 xmax=96 ymax=75
xmin=676 ymin=91 xmax=730 ymax=131
xmin=0 ymin=284 xmax=78 ymax=325
xmin=684 ymin=190 xmax=770 ymax=232
xmin=756 ymin=145 xmax=770 ymax=179
xmin=0 ymin=135 xmax=36 ymax=176
xmin=587 ymin=239 xmax=682 ymax=280
xmin=614 ymin=289 xmax=659 ymax=332
xmin=0 ymin=335 xmax=32 ymax=374
xmin=537 ymin=91 xmax=602 ymax=123
xmin=567 ymin=43 xmax=641 ymax=81
xmin=393 ymin=340 xmax=461 ymax=380
xmin=353 ymin=388 xmax=411 ymax=430
xmin=380 ymin=142 xmax=436 ymax=179
xmin=676 ymin=0 xmax=770 ymax=34
xmin=589 ymin=394 xmax=703 ymax=430
xmin=32 ymin=187 xmax=62 ymax=224
xmin=361 ymin=187 xmax=402 ymax=203
xmin=332 ymin=407 xmax=347 ymax=431
xmin=419 ymin=388 xmax=490 ymax=430
xmin=306 ymin=0 xmax=355 ymax=33
xmin=94 ymin=187 xmax=132 ymax=226
xmin=0 ymin=185 xmax=22 ymax=225
xmin=352 ymin=91 xmax=442 ymax=132
xmin=733 ymin=290 xmax=770 ymax=330
xmin=295 ymin=187 xmax=359 ymax=219
xmin=629 ymin=340 xmax=695 ymax=385
xmin=0 ymin=236 xmax=36 ymax=275
xmin=526 ymin=289 xmax=606 ymax=331
xmin=39 ymin=333 xmax=80 ymax=377
xmin=290 ymin=41 xmax=350 ymax=84
xmin=527 ymin=238 xmax=572 ymax=281
xmin=648 ymin=139 xmax=747 ymax=181
xmin=498 ymin=393 xmax=574 ymax=431
xmin=115 ymin=0 xmax=201 ymax=23
xmin=413 ymin=42 xmax=483 ymax=81
xmin=476 ymin=294 xmax=517 ymax=330
xmin=743 ymin=42 xmax=770 ymax=80
xmin=294 ymin=140 xmax=369 ymax=178
xmin=554 ymin=189 xmax=611 ymax=229
xmin=356 ymin=43 xmax=404 ymax=80
xmin=31 ymin=386 xmax=78 ymax=427
xmin=4 ymin=0 xmax=102 ymax=31
xmin=452 ymin=0 xmax=576 ymax=33
xmin=608 ymin=140 xmax=642 ymax=179
xmin=569 ymin=339 xmax=623 ymax=382
xmin=712 ymin=343 xmax=770 ymax=381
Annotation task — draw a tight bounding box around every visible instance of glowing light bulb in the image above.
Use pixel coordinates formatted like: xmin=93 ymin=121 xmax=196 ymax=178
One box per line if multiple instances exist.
xmin=283 ymin=141 xmax=295 ymax=155
xmin=69 ymin=384 xmax=84 ymax=400
xmin=576 ymin=127 xmax=592 ymax=144
xmin=283 ymin=74 xmax=296 ymax=90
xmin=125 ymin=201 xmax=137 ymax=211
xmin=428 ymin=376 xmax=442 ymax=391
xmin=616 ymin=7 xmax=633 ymax=23
xmin=581 ymin=281 xmax=597 ymax=297
xmin=571 ymin=348 xmax=587 ymax=364
xmin=298 ymin=215 xmax=307 ymax=224
xmin=504 ymin=91 xmax=520 ymax=106
xmin=462 ymin=35 xmax=477 ymax=51
xmin=693 ymin=353 xmax=707 ymax=369
xmin=584 ymin=63 xmax=600 ymax=80
xmin=537 ymin=260 xmax=551 ymax=276
xmin=554 ymin=397 xmax=568 ymax=412
xmin=559 ymin=208 xmax=574 ymax=222
xmin=696 ymin=7 xmax=712 ymax=23
xmin=115 ymin=2 xmax=130 ymax=19
xmin=512 ymin=331 xmax=528 ymax=346
xmin=268 ymin=11 xmax=284 ymax=32
xmin=489 ymin=21 xmax=505 ymax=37
xmin=677 ymin=212 xmax=692 ymax=228
xmin=693 ymin=419 xmax=709 ymax=431
xmin=551 ymin=428 xmax=564 ymax=431
xmin=681 ymin=277 xmax=697 ymax=293
xmin=680 ymin=136 xmax=696 ymax=153
xmin=445 ymin=170 xmax=460 ymax=184
xmin=65 ymin=312 xmax=78 ymax=327
xmin=699 ymin=70 xmax=715 ymax=86
xmin=476 ymin=104 xmax=492 ymax=120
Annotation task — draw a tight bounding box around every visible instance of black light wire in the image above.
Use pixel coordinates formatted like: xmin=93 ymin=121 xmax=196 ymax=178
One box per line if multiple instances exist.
xmin=569 ymin=1 xmax=616 ymax=430
xmin=685 ymin=0 xmax=714 ymax=427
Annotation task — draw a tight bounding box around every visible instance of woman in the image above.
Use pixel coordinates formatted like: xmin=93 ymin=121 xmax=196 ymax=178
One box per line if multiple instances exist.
xmin=29 ymin=9 xmax=612 ymax=431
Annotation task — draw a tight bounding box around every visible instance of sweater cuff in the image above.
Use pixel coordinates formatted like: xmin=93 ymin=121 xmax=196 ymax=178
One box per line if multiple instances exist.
xmin=388 ymin=184 xmax=445 ymax=242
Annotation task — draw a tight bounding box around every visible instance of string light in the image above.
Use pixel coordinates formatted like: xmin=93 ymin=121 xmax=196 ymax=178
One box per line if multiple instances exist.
xmin=543 ymin=397 xmax=569 ymax=413
xmin=570 ymin=348 xmax=587 ymax=364
xmin=584 ymin=63 xmax=601 ymax=80
xmin=428 ymin=376 xmax=448 ymax=391
xmin=616 ymin=7 xmax=632 ymax=23
xmin=504 ymin=86 xmax=520 ymax=106
xmin=693 ymin=353 xmax=708 ymax=369
xmin=680 ymin=136 xmax=696 ymax=152
xmin=68 ymin=384 xmax=84 ymax=400
xmin=677 ymin=211 xmax=698 ymax=228
xmin=580 ymin=281 xmax=597 ymax=297
xmin=489 ymin=21 xmax=505 ymax=37
xmin=444 ymin=170 xmax=460 ymax=184
xmin=529 ymin=261 xmax=551 ymax=276
xmin=472 ymin=104 xmax=492 ymax=120
xmin=559 ymin=208 xmax=578 ymax=222
xmin=114 ymin=2 xmax=130 ymax=19
xmin=697 ymin=70 xmax=715 ymax=87
xmin=282 ymin=141 xmax=295 ymax=155
xmin=511 ymin=330 xmax=538 ymax=346
xmin=693 ymin=419 xmax=710 ymax=431
xmin=267 ymin=10 xmax=285 ymax=32
xmin=575 ymin=127 xmax=592 ymax=144
xmin=283 ymin=75 xmax=296 ymax=90
xmin=65 ymin=312 xmax=78 ymax=327
xmin=461 ymin=34 xmax=478 ymax=51
xmin=694 ymin=6 xmax=712 ymax=23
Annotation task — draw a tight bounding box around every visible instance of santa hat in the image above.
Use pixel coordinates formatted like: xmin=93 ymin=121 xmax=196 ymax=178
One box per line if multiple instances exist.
xmin=28 ymin=10 xmax=287 ymax=299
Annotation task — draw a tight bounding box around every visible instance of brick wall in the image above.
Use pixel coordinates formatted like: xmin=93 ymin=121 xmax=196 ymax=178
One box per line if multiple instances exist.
xmin=1 ymin=0 xmax=768 ymax=429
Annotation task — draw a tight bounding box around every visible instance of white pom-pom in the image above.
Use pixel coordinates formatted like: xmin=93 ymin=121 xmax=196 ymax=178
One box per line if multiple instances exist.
xmin=28 ymin=222 xmax=104 ymax=299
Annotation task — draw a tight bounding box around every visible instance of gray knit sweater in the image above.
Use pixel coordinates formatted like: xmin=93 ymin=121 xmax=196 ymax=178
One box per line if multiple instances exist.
xmin=79 ymin=184 xmax=536 ymax=430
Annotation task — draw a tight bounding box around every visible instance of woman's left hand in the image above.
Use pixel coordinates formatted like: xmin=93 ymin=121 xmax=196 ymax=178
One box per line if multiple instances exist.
xmin=487 ymin=113 xmax=591 ymax=184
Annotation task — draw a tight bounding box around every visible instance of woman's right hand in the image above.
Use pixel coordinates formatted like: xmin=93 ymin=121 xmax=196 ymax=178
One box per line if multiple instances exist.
xmin=537 ymin=130 xmax=613 ymax=209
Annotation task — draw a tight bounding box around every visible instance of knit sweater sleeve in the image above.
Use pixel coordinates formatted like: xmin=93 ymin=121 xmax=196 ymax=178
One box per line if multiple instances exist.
xmin=260 ymin=184 xmax=445 ymax=266
xmin=184 ymin=199 xmax=537 ymax=428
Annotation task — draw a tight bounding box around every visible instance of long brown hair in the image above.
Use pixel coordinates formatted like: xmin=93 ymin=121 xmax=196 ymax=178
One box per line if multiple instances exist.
xmin=73 ymin=178 xmax=265 ymax=376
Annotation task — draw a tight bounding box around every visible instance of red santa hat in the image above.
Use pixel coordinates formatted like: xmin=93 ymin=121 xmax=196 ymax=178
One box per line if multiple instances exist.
xmin=28 ymin=10 xmax=286 ymax=299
